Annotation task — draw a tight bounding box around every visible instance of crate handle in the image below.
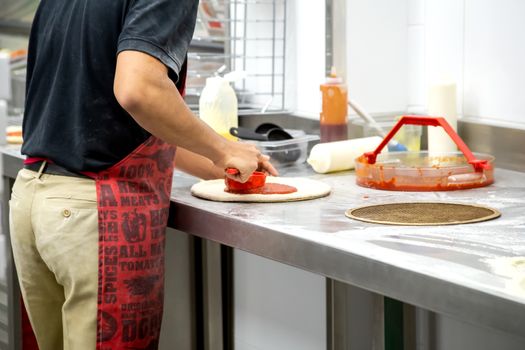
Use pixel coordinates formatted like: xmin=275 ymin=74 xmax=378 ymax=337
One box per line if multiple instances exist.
xmin=362 ymin=116 xmax=491 ymax=172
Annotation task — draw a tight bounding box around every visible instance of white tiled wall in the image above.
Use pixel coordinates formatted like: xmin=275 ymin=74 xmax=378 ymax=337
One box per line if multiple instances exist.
xmin=462 ymin=0 xmax=525 ymax=127
xmin=292 ymin=0 xmax=525 ymax=127
xmin=293 ymin=0 xmax=410 ymax=118
xmin=409 ymin=0 xmax=525 ymax=128
xmin=407 ymin=0 xmax=425 ymax=114
xmin=421 ymin=0 xmax=464 ymax=113
xmin=289 ymin=0 xmax=326 ymax=118
xmin=346 ymin=0 xmax=409 ymax=115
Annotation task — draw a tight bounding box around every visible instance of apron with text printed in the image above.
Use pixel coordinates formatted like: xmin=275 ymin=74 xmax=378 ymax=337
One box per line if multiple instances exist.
xmin=95 ymin=64 xmax=186 ymax=350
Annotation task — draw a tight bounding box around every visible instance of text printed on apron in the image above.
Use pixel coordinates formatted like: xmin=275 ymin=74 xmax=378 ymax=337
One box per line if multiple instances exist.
xmin=96 ymin=136 xmax=176 ymax=350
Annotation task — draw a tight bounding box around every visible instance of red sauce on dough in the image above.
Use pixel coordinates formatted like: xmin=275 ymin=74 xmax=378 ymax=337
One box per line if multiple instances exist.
xmin=226 ymin=183 xmax=297 ymax=195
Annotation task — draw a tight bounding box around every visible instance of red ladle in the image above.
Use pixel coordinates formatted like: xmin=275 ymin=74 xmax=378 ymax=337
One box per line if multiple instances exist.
xmin=225 ymin=168 xmax=267 ymax=192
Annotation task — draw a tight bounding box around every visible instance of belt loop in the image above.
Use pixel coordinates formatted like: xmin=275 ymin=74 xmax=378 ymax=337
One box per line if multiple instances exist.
xmin=36 ymin=161 xmax=47 ymax=179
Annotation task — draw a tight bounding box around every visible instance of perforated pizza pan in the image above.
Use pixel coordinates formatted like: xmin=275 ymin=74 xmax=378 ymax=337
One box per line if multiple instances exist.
xmin=345 ymin=202 xmax=500 ymax=226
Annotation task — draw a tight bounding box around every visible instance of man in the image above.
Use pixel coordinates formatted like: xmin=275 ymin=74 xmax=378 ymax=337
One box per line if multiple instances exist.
xmin=9 ymin=0 xmax=276 ymax=349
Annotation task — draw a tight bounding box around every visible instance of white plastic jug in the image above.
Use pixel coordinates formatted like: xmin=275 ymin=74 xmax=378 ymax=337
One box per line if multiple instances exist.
xmin=199 ymin=76 xmax=238 ymax=141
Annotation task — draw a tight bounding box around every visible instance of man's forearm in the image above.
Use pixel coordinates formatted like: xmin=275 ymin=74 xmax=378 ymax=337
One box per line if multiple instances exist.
xmin=175 ymin=147 xmax=224 ymax=180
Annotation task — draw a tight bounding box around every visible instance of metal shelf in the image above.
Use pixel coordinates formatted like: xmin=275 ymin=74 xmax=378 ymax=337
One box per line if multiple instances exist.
xmin=187 ymin=0 xmax=288 ymax=112
xmin=0 ymin=0 xmax=289 ymax=114
xmin=189 ymin=38 xmax=224 ymax=52
xmin=0 ymin=20 xmax=31 ymax=36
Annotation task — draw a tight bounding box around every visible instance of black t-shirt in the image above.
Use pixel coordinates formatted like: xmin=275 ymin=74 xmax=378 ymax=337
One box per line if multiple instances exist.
xmin=21 ymin=0 xmax=198 ymax=172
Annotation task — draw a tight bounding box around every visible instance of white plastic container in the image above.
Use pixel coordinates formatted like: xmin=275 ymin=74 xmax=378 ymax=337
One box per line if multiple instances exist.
xmin=199 ymin=76 xmax=238 ymax=140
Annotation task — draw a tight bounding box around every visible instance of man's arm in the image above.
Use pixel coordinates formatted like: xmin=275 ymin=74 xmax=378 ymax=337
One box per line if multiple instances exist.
xmin=175 ymin=147 xmax=223 ymax=180
xmin=114 ymin=51 xmax=277 ymax=182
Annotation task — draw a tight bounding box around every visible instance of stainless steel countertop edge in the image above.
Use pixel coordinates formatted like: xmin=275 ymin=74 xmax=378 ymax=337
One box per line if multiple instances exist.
xmin=168 ymin=197 xmax=525 ymax=337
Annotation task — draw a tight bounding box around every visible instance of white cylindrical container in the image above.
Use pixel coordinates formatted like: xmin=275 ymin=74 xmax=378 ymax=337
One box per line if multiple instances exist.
xmin=428 ymin=81 xmax=457 ymax=154
xmin=307 ymin=136 xmax=385 ymax=174
xmin=199 ymin=76 xmax=238 ymax=141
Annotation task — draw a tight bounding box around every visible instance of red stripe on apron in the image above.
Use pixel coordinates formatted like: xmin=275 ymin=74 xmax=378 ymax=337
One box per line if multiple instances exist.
xmin=21 ymin=300 xmax=39 ymax=350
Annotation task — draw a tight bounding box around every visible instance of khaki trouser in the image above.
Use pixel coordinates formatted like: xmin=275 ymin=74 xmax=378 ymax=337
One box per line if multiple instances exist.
xmin=9 ymin=168 xmax=98 ymax=350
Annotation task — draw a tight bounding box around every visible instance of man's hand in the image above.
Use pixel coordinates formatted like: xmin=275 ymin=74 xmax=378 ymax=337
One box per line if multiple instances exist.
xmin=214 ymin=141 xmax=278 ymax=182
xmin=176 ymin=145 xmax=278 ymax=182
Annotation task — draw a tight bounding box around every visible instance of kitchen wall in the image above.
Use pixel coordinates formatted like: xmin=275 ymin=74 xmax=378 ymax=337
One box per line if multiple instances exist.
xmin=346 ymin=0 xmax=409 ymax=115
xmin=411 ymin=0 xmax=525 ymax=128
xmin=287 ymin=0 xmax=326 ymax=117
xmin=291 ymin=0 xmax=410 ymax=118
xmin=294 ymin=0 xmax=525 ymax=130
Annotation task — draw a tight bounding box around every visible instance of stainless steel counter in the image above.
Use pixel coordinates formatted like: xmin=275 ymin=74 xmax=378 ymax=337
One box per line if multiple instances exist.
xmin=169 ymin=160 xmax=525 ymax=338
xmin=3 ymin=145 xmax=525 ymax=339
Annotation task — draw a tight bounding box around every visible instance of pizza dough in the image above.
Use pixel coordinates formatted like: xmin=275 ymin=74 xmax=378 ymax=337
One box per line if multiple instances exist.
xmin=487 ymin=257 xmax=525 ymax=278
xmin=486 ymin=257 xmax=525 ymax=295
xmin=191 ymin=176 xmax=331 ymax=202
xmin=506 ymin=276 xmax=525 ymax=295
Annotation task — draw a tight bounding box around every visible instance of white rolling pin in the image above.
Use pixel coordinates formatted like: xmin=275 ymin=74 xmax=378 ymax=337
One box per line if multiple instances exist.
xmin=307 ymin=136 xmax=386 ymax=174
xmin=428 ymin=81 xmax=457 ymax=154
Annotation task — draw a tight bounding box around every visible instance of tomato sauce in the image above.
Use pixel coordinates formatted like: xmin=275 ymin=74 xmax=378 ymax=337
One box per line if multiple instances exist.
xmin=225 ymin=183 xmax=297 ymax=195
xmin=355 ymin=154 xmax=494 ymax=191
xmin=356 ymin=177 xmax=494 ymax=191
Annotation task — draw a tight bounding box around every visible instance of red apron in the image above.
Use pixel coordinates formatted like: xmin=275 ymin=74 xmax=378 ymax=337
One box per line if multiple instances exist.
xmin=95 ymin=136 xmax=175 ymax=350
xmin=21 ymin=137 xmax=177 ymax=350
xmin=20 ymin=136 xmax=175 ymax=350
xmin=95 ymin=65 xmax=186 ymax=350
xmin=19 ymin=63 xmax=187 ymax=350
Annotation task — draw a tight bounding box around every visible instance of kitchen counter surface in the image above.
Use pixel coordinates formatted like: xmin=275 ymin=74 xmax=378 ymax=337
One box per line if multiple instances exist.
xmin=3 ymin=145 xmax=525 ymax=336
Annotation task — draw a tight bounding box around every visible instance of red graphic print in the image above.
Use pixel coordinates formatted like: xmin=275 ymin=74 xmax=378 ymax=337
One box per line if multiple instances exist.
xmin=95 ymin=137 xmax=175 ymax=350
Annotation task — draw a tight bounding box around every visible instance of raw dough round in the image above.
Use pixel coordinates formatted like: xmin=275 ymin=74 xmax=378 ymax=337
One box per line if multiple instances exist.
xmin=486 ymin=257 xmax=525 ymax=295
xmin=191 ymin=176 xmax=331 ymax=202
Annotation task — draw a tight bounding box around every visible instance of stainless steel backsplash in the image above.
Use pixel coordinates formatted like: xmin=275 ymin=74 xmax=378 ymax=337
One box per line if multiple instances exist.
xmin=240 ymin=114 xmax=525 ymax=172
xmin=458 ymin=120 xmax=525 ymax=172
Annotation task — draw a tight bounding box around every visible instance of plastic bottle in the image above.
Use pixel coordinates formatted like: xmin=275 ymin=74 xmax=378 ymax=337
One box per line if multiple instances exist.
xmin=199 ymin=76 xmax=238 ymax=141
xmin=320 ymin=67 xmax=348 ymax=143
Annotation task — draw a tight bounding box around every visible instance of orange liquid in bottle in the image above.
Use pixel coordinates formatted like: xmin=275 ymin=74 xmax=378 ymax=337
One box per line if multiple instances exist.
xmin=320 ymin=68 xmax=348 ymax=143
